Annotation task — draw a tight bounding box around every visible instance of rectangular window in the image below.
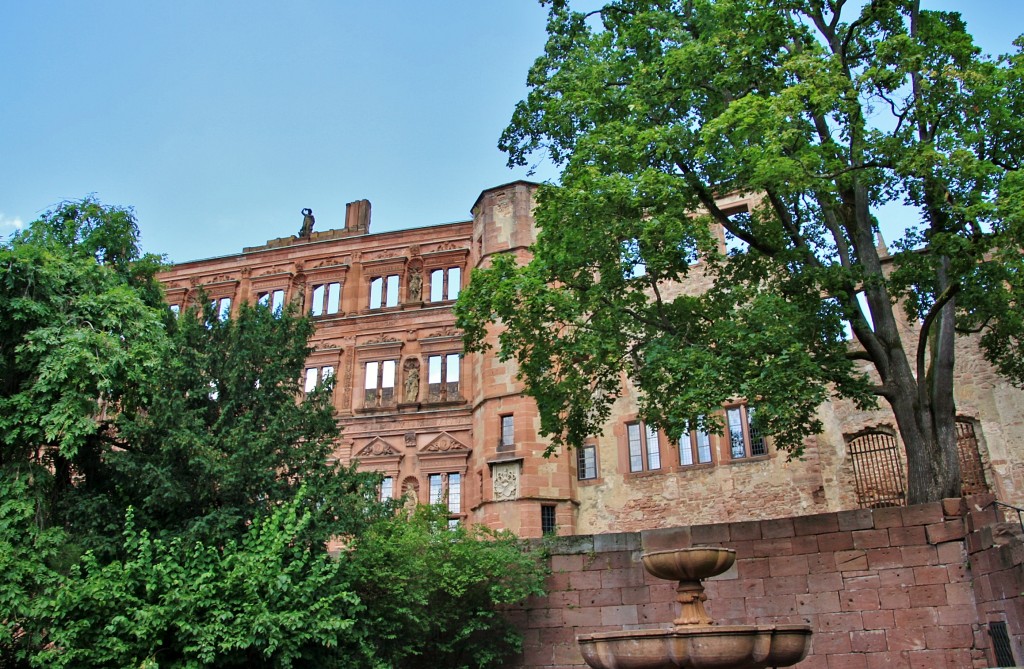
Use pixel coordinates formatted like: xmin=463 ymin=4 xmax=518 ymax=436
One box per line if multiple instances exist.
xmin=258 ymin=289 xmax=286 ymax=314
xmin=304 ymin=365 xmax=334 ymax=394
xmin=369 ymin=275 xmax=400 ymax=309
xmin=727 ymin=405 xmax=767 ymax=459
xmin=541 ymin=504 xmax=557 ymax=535
xmin=646 ymin=424 xmax=661 ymax=470
xmin=499 ymin=415 xmax=515 ymax=451
xmin=577 ymin=445 xmax=598 ymax=480
xmin=430 ymin=267 xmax=462 ymax=302
xmin=380 ymin=476 xmax=394 ymax=501
xmin=364 ymin=360 xmax=396 ymax=407
xmin=169 ymin=304 xmax=181 ymax=317
xmin=680 ymin=419 xmax=713 ymax=466
xmin=209 ymin=297 xmax=231 ymax=322
xmin=428 ymin=472 xmax=462 ymax=525
xmin=627 ymin=422 xmax=644 ymax=472
xmin=627 ymin=421 xmax=661 ymax=472
xmin=426 ymin=354 xmax=460 ymax=401
xmin=310 ymin=283 xmax=341 ymax=316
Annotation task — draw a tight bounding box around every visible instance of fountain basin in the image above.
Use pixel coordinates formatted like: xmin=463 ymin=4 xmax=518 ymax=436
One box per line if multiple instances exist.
xmin=642 ymin=548 xmax=736 ymax=582
xmin=578 ymin=624 xmax=812 ymax=669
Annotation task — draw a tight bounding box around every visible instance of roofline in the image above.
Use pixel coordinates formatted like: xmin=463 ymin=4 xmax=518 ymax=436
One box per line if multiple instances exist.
xmin=471 ymin=179 xmax=542 ymax=213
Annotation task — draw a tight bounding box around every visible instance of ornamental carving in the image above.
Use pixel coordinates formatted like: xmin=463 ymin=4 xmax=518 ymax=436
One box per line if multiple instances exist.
xmin=423 ymin=433 xmax=469 ymax=453
xmin=424 ymin=327 xmax=461 ymax=339
xmin=433 ymin=241 xmax=460 ymax=251
xmin=492 ymin=462 xmax=520 ymax=501
xmin=256 ymin=266 xmax=291 ymax=277
xmin=361 ymin=334 xmax=399 ymax=346
xmin=356 ymin=438 xmax=398 ymax=457
xmin=204 ymin=274 xmax=237 ymax=284
xmin=314 ymin=258 xmax=345 ymax=268
xmin=365 ymin=250 xmax=400 ymax=261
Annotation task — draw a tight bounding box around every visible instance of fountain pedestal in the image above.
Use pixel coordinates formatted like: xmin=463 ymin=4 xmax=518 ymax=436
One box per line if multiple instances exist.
xmin=577 ymin=547 xmax=811 ymax=669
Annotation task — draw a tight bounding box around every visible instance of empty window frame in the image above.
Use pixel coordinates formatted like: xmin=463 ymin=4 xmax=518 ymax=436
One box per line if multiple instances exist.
xmin=626 ymin=422 xmax=661 ymax=473
xmin=369 ymin=275 xmax=400 ymax=309
xmin=577 ymin=444 xmax=598 ymax=480
xmin=428 ymin=472 xmax=462 ymax=527
xmin=303 ymin=365 xmax=335 ymax=393
xmin=168 ymin=304 xmax=181 ymax=318
xmin=310 ymin=283 xmax=341 ymax=316
xmin=726 ymin=405 xmax=767 ymax=459
xmin=427 ymin=353 xmax=460 ymax=401
xmin=364 ymin=360 xmax=397 ymax=407
xmin=257 ymin=289 xmax=286 ymax=314
xmin=210 ymin=297 xmax=232 ymax=322
xmin=499 ymin=414 xmax=515 ymax=451
xmin=429 ymin=267 xmax=462 ymax=302
xmin=541 ymin=504 xmax=557 ymax=535
xmin=380 ymin=476 xmax=394 ymax=502
xmin=679 ymin=420 xmax=713 ymax=466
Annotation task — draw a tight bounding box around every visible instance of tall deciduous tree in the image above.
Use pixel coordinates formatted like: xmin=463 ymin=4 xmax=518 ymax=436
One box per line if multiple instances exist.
xmin=456 ymin=0 xmax=1024 ymax=503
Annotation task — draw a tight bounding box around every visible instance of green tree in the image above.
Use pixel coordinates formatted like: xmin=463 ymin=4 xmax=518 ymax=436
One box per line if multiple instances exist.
xmin=34 ymin=494 xmax=362 ymax=669
xmin=344 ymin=505 xmax=547 ymax=669
xmin=67 ymin=298 xmax=386 ymax=555
xmin=457 ymin=0 xmax=1024 ymax=503
xmin=0 ymin=198 xmax=167 ymax=519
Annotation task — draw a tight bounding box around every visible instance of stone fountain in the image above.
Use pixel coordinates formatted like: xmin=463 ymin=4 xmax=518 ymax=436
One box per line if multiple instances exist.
xmin=577 ymin=547 xmax=811 ymax=669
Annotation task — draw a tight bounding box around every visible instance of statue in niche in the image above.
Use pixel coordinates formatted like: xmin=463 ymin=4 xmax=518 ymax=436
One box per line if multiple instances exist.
xmin=403 ymin=359 xmax=420 ymax=403
xmin=298 ymin=208 xmax=315 ymax=238
xmin=408 ymin=268 xmax=422 ymax=302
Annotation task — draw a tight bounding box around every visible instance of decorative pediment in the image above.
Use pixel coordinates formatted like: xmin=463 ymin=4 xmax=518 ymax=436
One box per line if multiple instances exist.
xmin=356 ymin=437 xmax=399 ymax=457
xmin=422 ymin=433 xmax=470 ymax=454
xmin=359 ymin=334 xmax=400 ymax=346
xmin=423 ymin=327 xmax=461 ymax=340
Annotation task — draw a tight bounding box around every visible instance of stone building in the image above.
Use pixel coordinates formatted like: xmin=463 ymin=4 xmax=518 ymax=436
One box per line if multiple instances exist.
xmin=157 ymin=181 xmax=1024 ymax=538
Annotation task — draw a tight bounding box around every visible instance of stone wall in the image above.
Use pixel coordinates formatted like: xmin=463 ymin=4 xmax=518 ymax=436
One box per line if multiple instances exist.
xmin=507 ymin=495 xmax=1024 ymax=669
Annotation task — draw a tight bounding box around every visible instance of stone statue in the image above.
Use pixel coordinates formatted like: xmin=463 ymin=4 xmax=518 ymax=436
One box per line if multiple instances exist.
xmin=404 ymin=361 xmax=420 ymax=403
xmin=298 ymin=208 xmax=315 ymax=238
xmin=408 ymin=268 xmax=422 ymax=302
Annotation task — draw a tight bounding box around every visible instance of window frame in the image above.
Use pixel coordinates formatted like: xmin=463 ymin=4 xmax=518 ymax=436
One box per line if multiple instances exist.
xmin=429 ymin=266 xmax=462 ymax=303
xmin=303 ymin=364 xmax=335 ymax=394
xmin=499 ymin=414 xmax=515 ymax=452
xmin=369 ymin=275 xmax=400 ymax=309
xmin=428 ymin=472 xmax=462 ymax=527
xmin=626 ymin=421 xmax=662 ymax=473
xmin=426 ymin=353 xmax=461 ymax=402
xmin=363 ymin=359 xmax=398 ymax=408
xmin=725 ymin=404 xmax=767 ymax=460
xmin=577 ymin=444 xmax=598 ymax=481
xmin=679 ymin=419 xmax=714 ymax=467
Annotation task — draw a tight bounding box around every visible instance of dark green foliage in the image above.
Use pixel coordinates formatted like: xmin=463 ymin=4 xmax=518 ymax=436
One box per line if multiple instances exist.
xmin=34 ymin=496 xmax=362 ymax=669
xmin=344 ymin=505 xmax=547 ymax=669
xmin=67 ymin=298 xmax=387 ymax=555
xmin=458 ymin=0 xmax=1024 ymax=503
xmin=2 ymin=199 xmax=545 ymax=668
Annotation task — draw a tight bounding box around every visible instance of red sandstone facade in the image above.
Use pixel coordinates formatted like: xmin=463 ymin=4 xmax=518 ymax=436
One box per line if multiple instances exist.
xmin=508 ymin=495 xmax=1024 ymax=668
xmin=157 ymin=181 xmax=1024 ymax=539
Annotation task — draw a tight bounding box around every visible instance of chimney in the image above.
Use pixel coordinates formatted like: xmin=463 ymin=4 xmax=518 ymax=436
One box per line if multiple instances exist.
xmin=345 ymin=199 xmax=371 ymax=234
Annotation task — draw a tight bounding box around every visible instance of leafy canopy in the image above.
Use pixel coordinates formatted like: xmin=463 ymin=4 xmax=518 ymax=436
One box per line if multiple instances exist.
xmin=457 ymin=0 xmax=1024 ymax=502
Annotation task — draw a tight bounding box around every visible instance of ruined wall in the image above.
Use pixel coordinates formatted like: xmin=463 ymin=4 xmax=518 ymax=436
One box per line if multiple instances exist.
xmin=508 ymin=495 xmax=1023 ymax=669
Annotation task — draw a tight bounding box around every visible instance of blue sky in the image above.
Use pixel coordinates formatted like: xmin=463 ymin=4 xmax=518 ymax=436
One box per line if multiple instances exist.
xmin=1 ymin=2 xmax=1022 ymax=263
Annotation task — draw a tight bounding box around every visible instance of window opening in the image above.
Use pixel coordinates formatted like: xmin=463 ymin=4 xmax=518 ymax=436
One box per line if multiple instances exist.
xmin=957 ymin=420 xmax=989 ymax=495
xmin=364 ymin=360 xmax=396 ymax=407
xmin=989 ymin=621 xmax=1016 ymax=667
xmin=258 ymin=289 xmax=286 ymax=314
xmin=210 ymin=297 xmax=231 ymax=322
xmin=304 ymin=365 xmax=334 ymax=393
xmin=427 ymin=354 xmax=460 ymax=401
xmin=627 ymin=422 xmax=660 ymax=472
xmin=541 ymin=504 xmax=557 ymax=535
xmin=680 ymin=420 xmax=713 ymax=466
xmin=310 ymin=283 xmax=341 ymax=316
xmin=369 ymin=275 xmax=400 ymax=309
xmin=428 ymin=472 xmax=462 ymax=527
xmin=169 ymin=304 xmax=180 ymax=317
xmin=429 ymin=267 xmax=462 ymax=302
xmin=727 ymin=405 xmax=766 ymax=459
xmin=499 ymin=415 xmax=515 ymax=451
xmin=380 ymin=476 xmax=394 ymax=501
xmin=577 ymin=445 xmax=598 ymax=480
xmin=849 ymin=431 xmax=906 ymax=508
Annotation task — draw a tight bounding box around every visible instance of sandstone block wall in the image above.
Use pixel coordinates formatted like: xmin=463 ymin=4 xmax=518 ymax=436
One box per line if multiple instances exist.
xmin=507 ymin=495 xmax=1023 ymax=669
